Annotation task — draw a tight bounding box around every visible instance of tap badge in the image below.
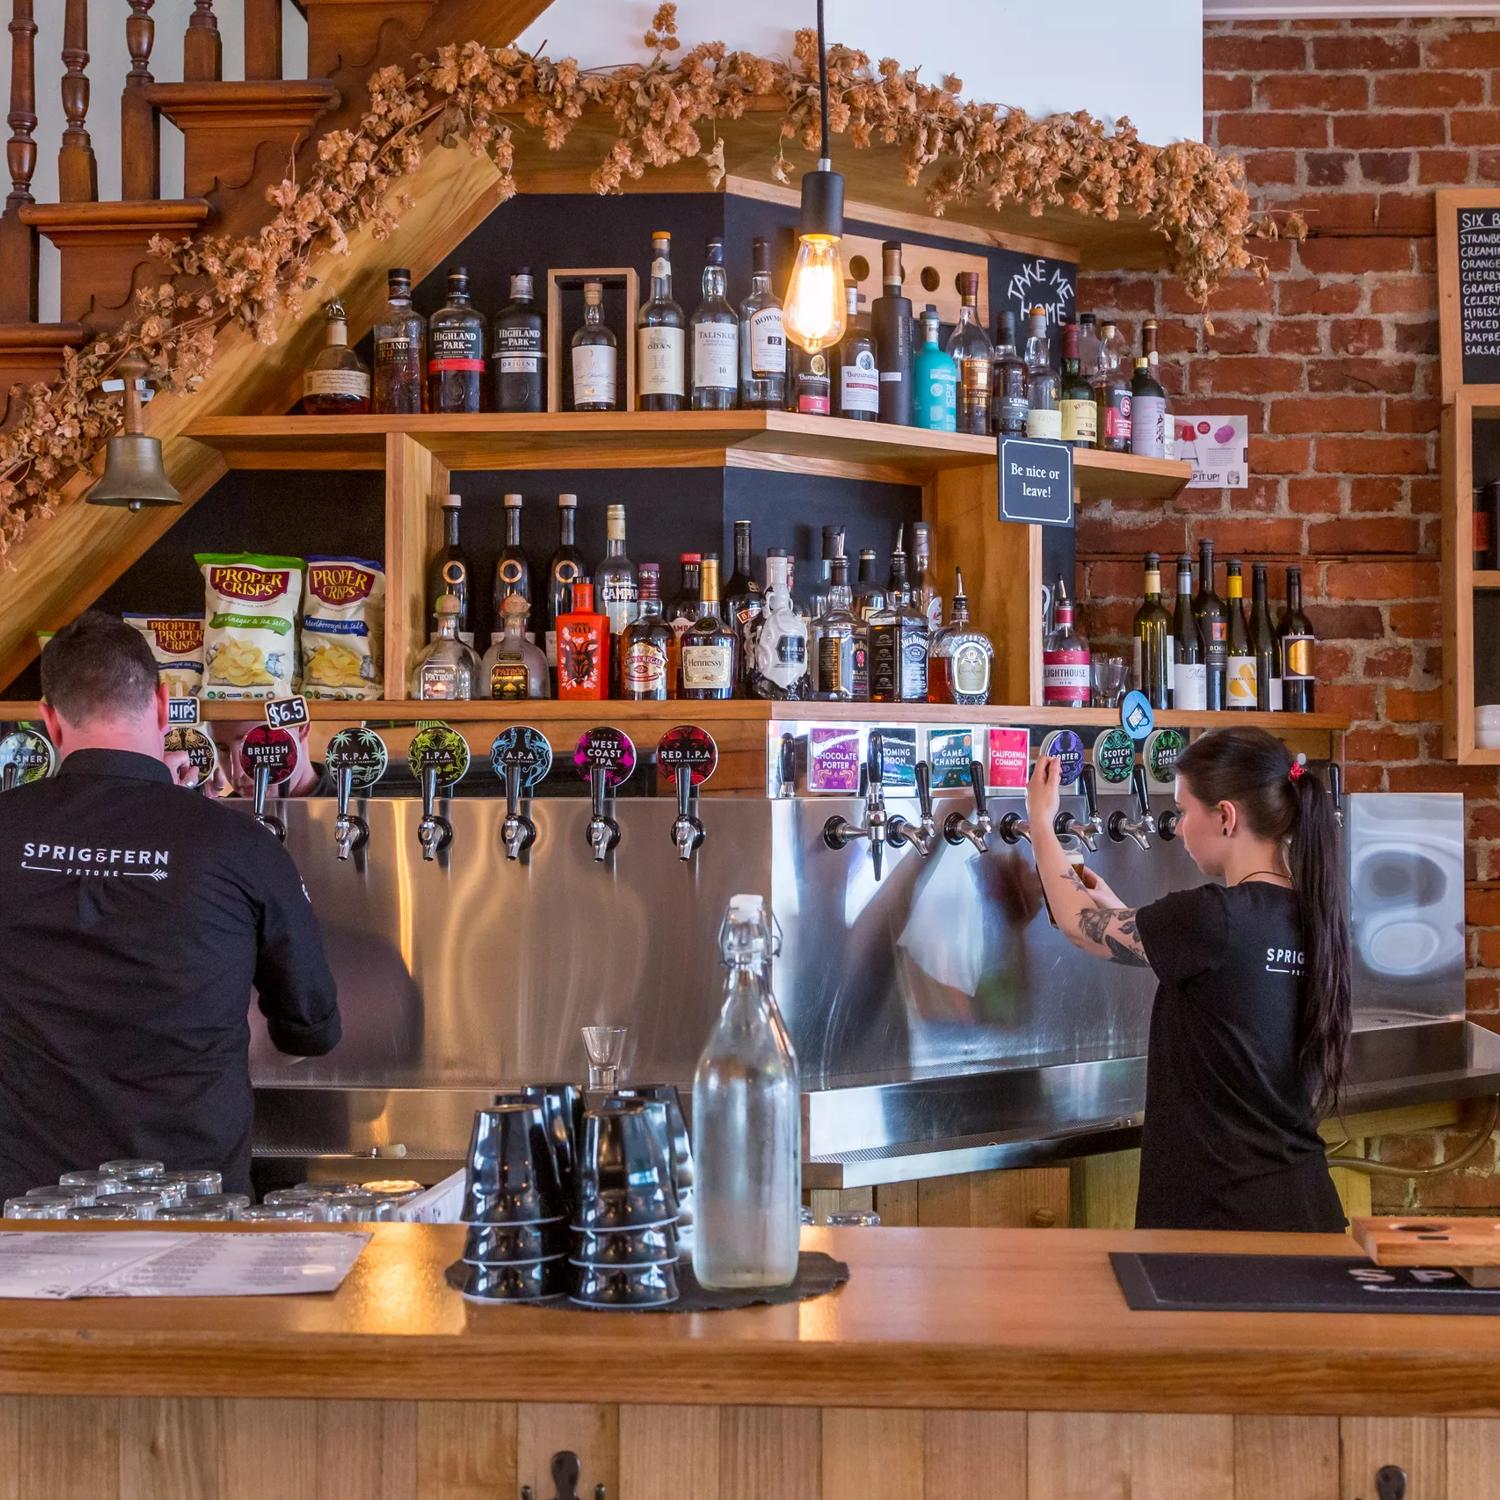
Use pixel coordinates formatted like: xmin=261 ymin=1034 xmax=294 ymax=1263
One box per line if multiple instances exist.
xmin=326 ymin=728 xmax=389 ymax=790
xmin=0 ymin=729 xmax=56 ymax=786
xmin=490 ymin=726 xmax=553 ymax=789
xmin=238 ymin=725 xmax=296 ymax=784
xmin=1038 ymin=729 xmax=1084 ymax=788
xmin=656 ymin=725 xmax=718 ymax=787
xmin=574 ymin=726 xmax=636 ymax=788
xmin=1091 ymin=727 xmax=1136 ymax=785
xmin=1143 ymin=727 xmax=1186 ymax=786
xmin=407 ymin=724 xmax=470 ymax=786
xmin=164 ymin=726 xmax=218 ymax=790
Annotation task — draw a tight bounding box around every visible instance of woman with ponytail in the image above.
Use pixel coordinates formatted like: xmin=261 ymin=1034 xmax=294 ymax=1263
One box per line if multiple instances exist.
xmin=1026 ymin=725 xmax=1350 ymax=1233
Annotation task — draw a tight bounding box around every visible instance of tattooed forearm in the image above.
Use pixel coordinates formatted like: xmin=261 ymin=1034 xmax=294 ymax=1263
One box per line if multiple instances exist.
xmin=1076 ymin=907 xmax=1150 ymax=967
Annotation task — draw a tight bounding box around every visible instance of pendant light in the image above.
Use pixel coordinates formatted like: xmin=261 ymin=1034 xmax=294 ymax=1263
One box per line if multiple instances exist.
xmin=83 ymin=352 xmax=182 ymax=511
xmin=781 ymin=0 xmax=846 ymax=354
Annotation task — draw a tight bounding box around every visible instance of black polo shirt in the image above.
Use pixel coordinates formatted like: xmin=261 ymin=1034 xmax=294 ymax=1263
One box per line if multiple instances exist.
xmin=0 ymin=749 xmax=340 ymax=1199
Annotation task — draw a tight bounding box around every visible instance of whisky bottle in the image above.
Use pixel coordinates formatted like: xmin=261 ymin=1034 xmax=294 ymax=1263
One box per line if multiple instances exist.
xmin=594 ymin=503 xmax=639 ymax=667
xmin=739 ymin=236 xmax=786 ymax=410
xmin=1093 ymin=321 xmax=1131 ymax=452
xmin=619 ymin=562 xmax=674 ymax=701
xmin=788 ymin=344 xmax=833 ymax=415
xmin=493 ymin=492 xmax=531 ymax=638
xmin=1224 ymin=559 xmax=1255 ymax=711
xmin=638 ymin=231 xmax=686 ymax=412
xmin=751 ymin=549 xmax=811 ymax=700
xmin=480 ymin=594 xmax=550 ymax=700
xmin=1279 ymin=565 xmax=1316 ymax=713
xmin=854 ymin=548 xmax=886 ymax=621
xmin=411 ymin=594 xmax=479 ymax=701
xmin=302 ymin=299 xmax=370 ymax=415
xmin=571 ymin=281 xmax=618 ymax=412
xmin=1059 ymin=322 xmax=1096 ymax=449
xmin=666 ymin=551 xmax=702 ymax=696
xmin=372 ymin=268 xmax=425 ymax=414
xmin=928 ymin=568 xmax=993 ymax=706
xmin=680 ymin=555 xmax=737 ymax=700
xmin=691 ymin=236 xmax=739 ymax=411
xmin=1193 ymin=537 xmax=1227 ymax=710
xmin=869 ymin=536 xmax=929 ymax=702
xmin=812 ymin=536 xmax=863 ymax=700
xmin=493 ymin=268 xmax=545 ymax=413
xmin=556 ymin=580 xmax=610 ymax=701
xmin=948 ymin=271 xmax=993 ymax=436
xmin=911 ymin=520 xmax=943 ymax=634
xmin=1042 ymin=578 xmax=1090 ymax=708
xmin=427 ymin=267 xmax=486 ymax=414
xmin=1170 ymin=554 xmax=1207 ymax=710
xmin=991 ymin=310 xmax=1028 ymax=438
xmin=911 ymin=306 xmax=958 ymax=431
xmin=1250 ymin=562 xmax=1280 ymax=711
xmin=1023 ymin=306 xmax=1060 ymax=440
xmin=871 ymin=241 xmax=913 ymax=426
xmin=544 ymin=494 xmax=586 ymax=687
xmin=1131 ymin=552 xmax=1171 ymax=711
xmin=427 ymin=493 xmax=473 ymax=645
xmin=834 ymin=282 xmax=879 ymax=421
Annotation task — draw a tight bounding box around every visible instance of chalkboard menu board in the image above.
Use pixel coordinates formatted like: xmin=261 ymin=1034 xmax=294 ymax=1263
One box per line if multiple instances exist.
xmin=1458 ymin=207 xmax=1500 ymax=386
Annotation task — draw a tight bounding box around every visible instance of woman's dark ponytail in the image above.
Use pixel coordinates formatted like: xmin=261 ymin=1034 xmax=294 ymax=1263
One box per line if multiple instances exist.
xmin=1176 ymin=728 xmax=1351 ymax=1116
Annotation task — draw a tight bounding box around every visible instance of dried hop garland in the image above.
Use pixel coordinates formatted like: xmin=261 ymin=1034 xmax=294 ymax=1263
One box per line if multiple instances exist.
xmin=0 ymin=4 xmax=1291 ymax=562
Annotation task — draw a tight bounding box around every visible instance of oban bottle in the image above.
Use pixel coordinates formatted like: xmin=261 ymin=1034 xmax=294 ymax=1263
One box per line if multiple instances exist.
xmin=570 ymin=281 xmax=617 ymax=412
xmin=492 ymin=268 xmax=545 ymax=413
xmin=372 ymin=268 xmax=425 ymax=414
xmin=427 ymin=267 xmax=485 ymax=414
xmin=637 ymin=231 xmax=686 ymax=411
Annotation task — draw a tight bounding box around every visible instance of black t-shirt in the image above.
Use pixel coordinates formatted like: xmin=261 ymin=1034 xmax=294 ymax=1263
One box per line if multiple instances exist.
xmin=1134 ymin=881 xmax=1345 ymax=1234
xmin=0 ymin=749 xmax=340 ymax=1199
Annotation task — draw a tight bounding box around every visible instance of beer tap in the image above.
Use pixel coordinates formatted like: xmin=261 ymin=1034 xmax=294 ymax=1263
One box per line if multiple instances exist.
xmin=326 ymin=729 xmax=388 ymax=862
xmin=237 ymin=725 xmax=296 ymax=843
xmin=1328 ymin=760 xmax=1344 ymax=828
xmin=823 ymin=731 xmax=892 ymax=880
xmin=0 ymin=728 xmax=54 ymax=793
xmin=1054 ymin=764 xmax=1102 ymax=853
xmin=889 ymin=760 xmax=939 ymax=857
xmin=777 ymin=733 xmax=797 ymax=798
xmin=658 ymin=726 xmax=718 ymax=863
xmin=943 ymin=760 xmax=993 ymax=852
xmin=575 ymin=727 xmax=635 ymax=864
xmin=491 ymin=727 xmax=552 ymax=862
xmin=407 ymin=725 xmax=470 ymax=864
xmin=1108 ymin=764 xmax=1156 ymax=851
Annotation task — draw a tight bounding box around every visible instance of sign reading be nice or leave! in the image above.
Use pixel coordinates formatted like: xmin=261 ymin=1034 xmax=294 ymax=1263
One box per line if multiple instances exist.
xmin=998 ymin=438 xmax=1073 ymax=528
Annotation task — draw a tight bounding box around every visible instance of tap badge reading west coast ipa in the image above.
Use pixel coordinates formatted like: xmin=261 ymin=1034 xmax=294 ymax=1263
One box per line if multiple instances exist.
xmin=573 ymin=727 xmax=636 ymax=788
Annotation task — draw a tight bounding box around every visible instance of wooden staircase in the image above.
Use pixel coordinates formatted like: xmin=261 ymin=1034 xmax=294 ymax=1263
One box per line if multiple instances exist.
xmin=0 ymin=0 xmax=514 ymax=417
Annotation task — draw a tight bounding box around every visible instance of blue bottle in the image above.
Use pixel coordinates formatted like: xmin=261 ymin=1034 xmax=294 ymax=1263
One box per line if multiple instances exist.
xmin=911 ymin=304 xmax=957 ymax=432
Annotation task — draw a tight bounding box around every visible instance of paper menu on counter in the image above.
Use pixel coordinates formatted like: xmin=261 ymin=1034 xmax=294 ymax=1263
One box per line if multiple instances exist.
xmin=0 ymin=1230 xmax=370 ymax=1299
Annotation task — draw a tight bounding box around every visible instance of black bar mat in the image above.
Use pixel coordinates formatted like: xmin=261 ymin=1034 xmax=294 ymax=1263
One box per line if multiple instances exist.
xmin=1112 ymin=1251 xmax=1500 ymax=1315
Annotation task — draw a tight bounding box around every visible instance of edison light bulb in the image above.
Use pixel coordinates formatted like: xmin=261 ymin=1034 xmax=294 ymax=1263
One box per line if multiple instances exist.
xmin=782 ymin=234 xmax=847 ymax=353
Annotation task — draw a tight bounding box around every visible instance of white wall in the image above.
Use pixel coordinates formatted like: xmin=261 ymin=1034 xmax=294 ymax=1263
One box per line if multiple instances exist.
xmin=3 ymin=0 xmax=1201 ymax=322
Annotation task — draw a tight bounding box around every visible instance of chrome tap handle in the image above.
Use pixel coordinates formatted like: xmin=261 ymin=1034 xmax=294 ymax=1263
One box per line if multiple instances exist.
xmin=500 ymin=765 xmax=536 ymax=861
xmin=1327 ymin=760 xmax=1344 ymax=827
xmin=1107 ymin=764 xmax=1154 ymax=850
xmin=418 ymin=764 xmax=452 ymax=862
xmin=969 ymin=759 xmax=991 ymax=834
xmin=997 ymin=811 xmax=1031 ymax=847
xmin=891 ymin=760 xmax=939 ymax=856
xmin=1131 ymin=762 xmax=1155 ymax=833
xmin=586 ymin=765 xmax=620 ymax=862
xmin=1053 ymin=807 xmax=1099 ymax=854
xmin=671 ymin=769 xmax=705 ymax=862
xmin=333 ymin=765 xmax=368 ymax=861
xmin=943 ymin=760 xmax=992 ymax=851
xmin=1080 ymin=764 xmax=1104 ymax=838
xmin=252 ymin=766 xmax=285 ymax=843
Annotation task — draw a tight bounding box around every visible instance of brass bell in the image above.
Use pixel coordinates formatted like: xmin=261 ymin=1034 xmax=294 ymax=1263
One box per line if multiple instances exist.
xmin=84 ymin=352 xmax=182 ymax=511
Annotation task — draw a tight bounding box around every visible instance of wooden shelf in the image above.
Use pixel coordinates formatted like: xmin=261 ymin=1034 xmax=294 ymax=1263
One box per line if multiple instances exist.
xmin=182 ymin=411 xmax=1191 ymax=500
xmin=1475 ymin=570 xmax=1500 ymax=591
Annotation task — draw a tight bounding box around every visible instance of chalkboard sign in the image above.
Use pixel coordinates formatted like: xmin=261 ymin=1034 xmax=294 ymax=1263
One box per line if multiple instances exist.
xmin=1457 ymin=207 xmax=1500 ymax=386
xmin=998 ymin=438 xmax=1074 ymax=527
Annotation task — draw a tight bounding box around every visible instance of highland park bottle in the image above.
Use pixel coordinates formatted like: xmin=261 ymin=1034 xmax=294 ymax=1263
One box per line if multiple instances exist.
xmin=372 ymin=268 xmax=425 ymax=414
xmin=493 ymin=267 xmax=546 ymax=414
xmin=427 ymin=267 xmax=485 ymax=414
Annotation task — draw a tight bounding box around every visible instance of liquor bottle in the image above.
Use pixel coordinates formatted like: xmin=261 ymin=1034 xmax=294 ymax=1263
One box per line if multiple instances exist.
xmin=427 ymin=493 xmax=473 ymax=645
xmin=788 ymin=344 xmax=832 ymax=416
xmin=834 ymin=282 xmax=879 ymax=421
xmin=804 ymin=526 xmax=836 ymax=623
xmin=812 ymin=536 xmax=863 ymax=700
xmin=854 ymin=548 xmax=886 ymax=620
xmin=492 ymin=492 xmax=532 ymax=637
xmin=693 ymin=892 xmax=800 ymax=1292
xmin=1129 ymin=355 xmax=1167 ymax=459
xmin=666 ymin=551 xmax=702 ymax=697
xmin=372 ymin=268 xmax=425 ymax=414
xmin=570 ymin=280 xmax=617 ymax=412
xmin=1224 ymin=560 xmax=1255 ymax=711
xmin=411 ymin=594 xmax=479 ymax=700
xmin=1250 ymin=561 xmax=1280 ymax=711
xmin=1093 ymin=321 xmax=1131 ymax=452
xmin=869 ymin=537 xmax=929 ymax=702
xmin=556 ymin=579 xmax=610 ymax=701
xmin=1192 ymin=537 xmax=1227 ymax=711
xmin=911 ymin=306 xmax=958 ymax=431
xmin=637 ymin=231 xmax=686 ymax=411
xmin=1142 ymin=318 xmax=1175 ymax=461
xmin=750 ymin=549 xmax=811 ymax=700
xmin=990 ymin=309 xmax=1028 ymax=438
xmin=492 ymin=267 xmax=545 ymax=414
xmin=739 ymin=236 xmax=786 ymax=410
xmin=681 ymin=555 xmax=737 ymax=700
xmin=1059 ymin=322 xmax=1096 ymax=450
xmin=1279 ymin=565 xmax=1316 ymax=713
xmin=911 ymin=521 xmax=943 ymax=634
xmin=1077 ymin=312 xmax=1101 ymax=383
xmin=948 ymin=271 xmax=993 ymax=436
xmin=619 ymin=562 xmax=674 ymax=701
xmin=1170 ymin=553 xmax=1207 ymax=710
xmin=1131 ymin=552 xmax=1171 ymax=711
xmin=544 ymin=494 xmax=587 ymax=687
xmin=1023 ymin=305 xmax=1061 ymax=440
xmin=723 ymin=519 xmax=764 ymax=688
xmin=871 ymin=241 xmax=914 ymax=426
xmin=427 ymin=267 xmax=486 ymax=414
xmin=691 ymin=236 xmax=739 ymax=411
xmin=594 ymin=503 xmax=639 ymax=675
xmin=480 ymin=594 xmax=550 ymax=700
xmin=302 ymin=299 xmax=370 ymax=415
xmin=928 ymin=568 xmax=993 ymax=706
xmin=1042 ymin=577 xmax=1090 ymax=708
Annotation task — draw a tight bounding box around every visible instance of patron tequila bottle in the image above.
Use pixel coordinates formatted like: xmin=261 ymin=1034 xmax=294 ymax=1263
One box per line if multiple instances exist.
xmin=480 ymin=594 xmax=550 ymax=700
xmin=411 ymin=594 xmax=479 ymax=700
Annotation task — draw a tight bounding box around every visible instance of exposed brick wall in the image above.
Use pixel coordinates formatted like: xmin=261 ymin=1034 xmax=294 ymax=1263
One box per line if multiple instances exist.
xmin=1077 ymin=17 xmax=1500 ymax=1212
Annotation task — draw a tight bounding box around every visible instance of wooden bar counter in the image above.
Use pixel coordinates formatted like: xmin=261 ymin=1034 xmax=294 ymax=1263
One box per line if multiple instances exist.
xmin=5 ymin=1222 xmax=1500 ymax=1497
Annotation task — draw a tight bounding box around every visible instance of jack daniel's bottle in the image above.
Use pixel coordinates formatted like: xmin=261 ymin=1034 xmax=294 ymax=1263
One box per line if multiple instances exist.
xmin=868 ymin=528 xmax=929 ymax=702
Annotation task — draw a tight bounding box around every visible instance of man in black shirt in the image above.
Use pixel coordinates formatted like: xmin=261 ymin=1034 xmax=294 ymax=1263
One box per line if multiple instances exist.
xmin=0 ymin=613 xmax=340 ymax=1200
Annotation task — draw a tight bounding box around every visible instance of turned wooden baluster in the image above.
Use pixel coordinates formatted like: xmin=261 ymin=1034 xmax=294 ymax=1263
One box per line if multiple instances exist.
xmin=244 ymin=0 xmax=283 ymax=82
xmin=121 ymin=0 xmax=158 ymax=200
xmin=58 ymin=0 xmax=97 ymax=202
xmin=183 ymin=0 xmax=222 ymax=84
xmin=2 ymin=0 xmax=39 ymax=320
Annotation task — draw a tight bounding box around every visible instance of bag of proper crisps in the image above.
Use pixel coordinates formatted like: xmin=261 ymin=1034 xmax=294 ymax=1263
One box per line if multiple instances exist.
xmin=301 ymin=556 xmax=385 ymax=701
xmin=123 ymin=614 xmax=204 ymax=697
xmin=198 ymin=552 xmax=303 ymax=699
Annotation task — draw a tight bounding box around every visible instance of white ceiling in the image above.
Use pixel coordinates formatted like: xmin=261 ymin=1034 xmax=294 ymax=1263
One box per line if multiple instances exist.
xmin=1205 ymin=1 xmax=1500 ymax=13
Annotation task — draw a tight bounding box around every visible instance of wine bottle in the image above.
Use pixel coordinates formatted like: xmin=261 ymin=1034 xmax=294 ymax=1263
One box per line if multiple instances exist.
xmin=1192 ymin=538 xmax=1227 ymax=711
xmin=1170 ymin=553 xmax=1206 ymax=711
xmin=1224 ymin=559 xmax=1255 ymax=710
xmin=1250 ymin=561 xmax=1279 ymax=712
xmin=1131 ymin=552 xmax=1171 ymax=711
xmin=1279 ymin=565 xmax=1316 ymax=713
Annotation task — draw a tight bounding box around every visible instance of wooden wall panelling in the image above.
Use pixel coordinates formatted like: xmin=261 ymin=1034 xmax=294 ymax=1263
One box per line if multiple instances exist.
xmin=719 ymin=1407 xmax=821 ymax=1500
xmin=1070 ymin=1148 xmax=1140 ymax=1231
xmin=1447 ymin=1419 xmax=1500 ymax=1497
xmin=0 ymin=1398 xmax=17 ymax=1500
xmin=516 ymin=1404 xmax=618 ymax=1499
xmin=1340 ymin=1417 xmax=1447 ymax=1500
xmin=414 ymin=1400 xmax=518 ymax=1500
xmin=118 ymin=1398 xmax=222 ymax=1500
xmin=1233 ymin=1416 xmax=1340 ymax=1500
xmin=317 ymin=1398 xmax=416 ymax=1498
xmin=385 ymin=433 xmax=448 ymax=700
xmin=970 ymin=1165 xmax=1071 ymax=1229
xmin=820 ymin=1408 xmax=924 ymax=1500
xmin=1130 ymin=1414 xmax=1235 ymax=1498
xmin=620 ymin=1405 xmax=720 ymax=1496
xmin=924 ymin=1411 xmax=1028 ymax=1494
xmin=220 ymin=1398 xmax=318 ymax=1500
xmin=838 ymin=232 xmax=989 ymax=328
xmin=872 ymin=1180 xmax=919 ymax=1225
xmin=17 ymin=1396 xmax=117 ymax=1500
xmin=1026 ymin=1412 xmax=1131 ymax=1500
